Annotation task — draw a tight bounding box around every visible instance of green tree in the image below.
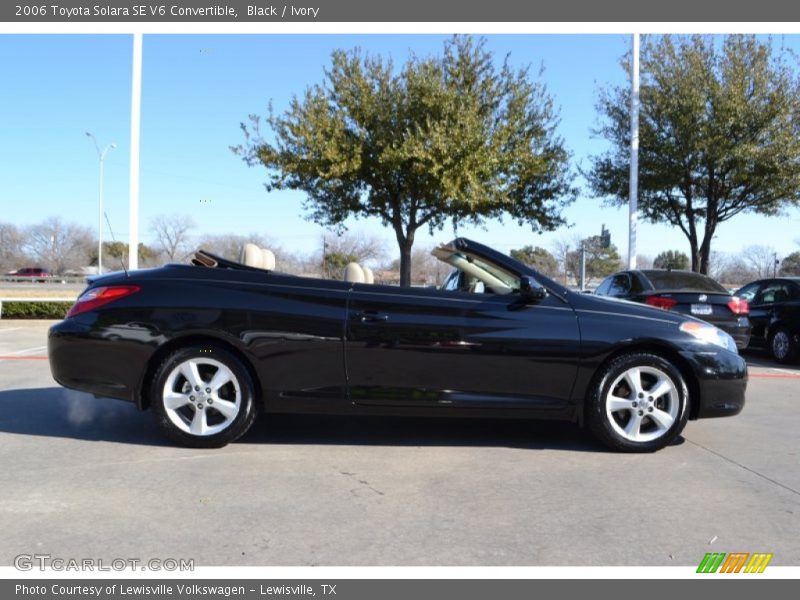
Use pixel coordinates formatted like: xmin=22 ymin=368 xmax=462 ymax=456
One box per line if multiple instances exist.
xmin=510 ymin=245 xmax=559 ymax=278
xmin=90 ymin=242 xmax=156 ymax=267
xmin=322 ymin=251 xmax=358 ymax=279
xmin=780 ymin=251 xmax=800 ymax=276
xmin=653 ymin=250 xmax=690 ymax=270
xmin=235 ymin=36 xmax=574 ymax=286
xmin=589 ymin=35 xmax=800 ymax=274
xmin=566 ymin=236 xmax=621 ymax=284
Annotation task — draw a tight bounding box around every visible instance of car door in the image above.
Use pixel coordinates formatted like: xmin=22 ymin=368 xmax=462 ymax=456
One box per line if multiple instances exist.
xmin=751 ymin=280 xmax=795 ymax=340
xmin=737 ymin=281 xmax=765 ymax=339
xmin=344 ymin=282 xmax=580 ymax=414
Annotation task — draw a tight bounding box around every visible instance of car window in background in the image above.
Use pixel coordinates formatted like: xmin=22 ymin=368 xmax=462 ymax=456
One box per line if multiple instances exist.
xmin=736 ymin=282 xmax=761 ymax=303
xmin=629 ymin=273 xmax=645 ymax=294
xmin=595 ymin=277 xmax=612 ymax=296
xmin=607 ymin=274 xmax=632 ymax=296
xmin=642 ymin=270 xmax=727 ymax=293
xmin=757 ymin=282 xmax=793 ymax=304
xmin=442 ymin=270 xmax=461 ymax=292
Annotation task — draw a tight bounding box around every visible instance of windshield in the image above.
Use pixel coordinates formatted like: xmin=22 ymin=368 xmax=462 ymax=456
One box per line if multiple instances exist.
xmin=432 ymin=244 xmax=518 ymax=294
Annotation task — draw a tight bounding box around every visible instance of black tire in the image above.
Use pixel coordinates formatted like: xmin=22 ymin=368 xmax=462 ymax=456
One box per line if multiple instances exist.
xmin=769 ymin=326 xmax=798 ymax=364
xmin=150 ymin=345 xmax=258 ymax=448
xmin=585 ymin=352 xmax=690 ymax=453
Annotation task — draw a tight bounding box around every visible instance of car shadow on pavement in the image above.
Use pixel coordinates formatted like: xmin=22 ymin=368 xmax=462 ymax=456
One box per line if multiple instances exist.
xmin=242 ymin=413 xmax=626 ymax=453
xmin=0 ymin=387 xmax=682 ymax=453
xmin=0 ymin=387 xmax=169 ymax=446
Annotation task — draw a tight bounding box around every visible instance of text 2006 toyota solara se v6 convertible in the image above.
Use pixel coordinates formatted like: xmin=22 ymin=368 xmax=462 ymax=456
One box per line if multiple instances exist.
xmin=48 ymin=238 xmax=746 ymax=452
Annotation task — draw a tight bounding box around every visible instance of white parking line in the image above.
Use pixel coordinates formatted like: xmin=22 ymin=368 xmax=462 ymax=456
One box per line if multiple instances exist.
xmin=0 ymin=328 xmax=22 ymax=334
xmin=13 ymin=346 xmax=47 ymax=355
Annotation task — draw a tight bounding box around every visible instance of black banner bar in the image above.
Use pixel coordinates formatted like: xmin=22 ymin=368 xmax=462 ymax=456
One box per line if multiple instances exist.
xmin=3 ymin=0 xmax=800 ymax=23
xmin=3 ymin=579 xmax=797 ymax=600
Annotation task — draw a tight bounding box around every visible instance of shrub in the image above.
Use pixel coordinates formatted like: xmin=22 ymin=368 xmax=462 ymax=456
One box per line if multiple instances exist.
xmin=0 ymin=301 xmax=72 ymax=319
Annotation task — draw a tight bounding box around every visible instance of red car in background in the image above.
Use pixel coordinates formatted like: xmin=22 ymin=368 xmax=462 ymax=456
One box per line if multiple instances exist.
xmin=5 ymin=267 xmax=52 ymax=281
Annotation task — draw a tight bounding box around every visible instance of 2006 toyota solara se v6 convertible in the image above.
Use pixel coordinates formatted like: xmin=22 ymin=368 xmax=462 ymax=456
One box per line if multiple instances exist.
xmin=48 ymin=238 xmax=747 ymax=452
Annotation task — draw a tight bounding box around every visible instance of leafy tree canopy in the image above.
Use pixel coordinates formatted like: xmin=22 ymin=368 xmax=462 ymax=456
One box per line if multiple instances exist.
xmin=566 ymin=235 xmax=622 ymax=284
xmin=653 ymin=249 xmax=690 ymax=270
xmin=510 ymin=245 xmax=559 ymax=278
xmin=235 ymin=35 xmax=575 ymax=286
xmin=589 ymin=35 xmax=800 ymax=274
xmin=780 ymin=251 xmax=800 ymax=276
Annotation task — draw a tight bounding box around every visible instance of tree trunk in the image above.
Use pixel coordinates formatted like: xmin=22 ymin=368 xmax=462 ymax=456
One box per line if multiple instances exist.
xmin=398 ymin=237 xmax=414 ymax=287
xmin=687 ymin=232 xmax=700 ymax=273
xmin=698 ymin=222 xmax=716 ymax=275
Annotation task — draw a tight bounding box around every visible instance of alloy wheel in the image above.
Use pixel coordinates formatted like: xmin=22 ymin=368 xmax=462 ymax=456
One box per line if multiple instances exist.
xmin=161 ymin=358 xmax=241 ymax=436
xmin=605 ymin=366 xmax=679 ymax=443
xmin=772 ymin=331 xmax=790 ymax=361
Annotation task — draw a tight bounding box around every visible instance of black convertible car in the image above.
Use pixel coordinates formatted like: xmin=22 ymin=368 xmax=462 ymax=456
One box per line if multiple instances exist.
xmin=48 ymin=238 xmax=747 ymax=452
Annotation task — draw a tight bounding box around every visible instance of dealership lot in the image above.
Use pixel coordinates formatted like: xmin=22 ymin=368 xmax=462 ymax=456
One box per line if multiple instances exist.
xmin=0 ymin=320 xmax=798 ymax=566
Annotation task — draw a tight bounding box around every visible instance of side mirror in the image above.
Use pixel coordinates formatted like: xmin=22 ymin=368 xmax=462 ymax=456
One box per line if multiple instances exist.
xmin=519 ymin=275 xmax=548 ymax=304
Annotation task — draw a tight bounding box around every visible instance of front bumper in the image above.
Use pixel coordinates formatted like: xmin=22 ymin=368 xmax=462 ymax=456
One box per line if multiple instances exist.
xmin=680 ymin=347 xmax=747 ymax=419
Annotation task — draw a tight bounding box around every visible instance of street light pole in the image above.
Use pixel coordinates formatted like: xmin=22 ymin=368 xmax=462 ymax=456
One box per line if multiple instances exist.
xmin=86 ymin=132 xmax=116 ymax=274
xmin=628 ymin=32 xmax=640 ymax=270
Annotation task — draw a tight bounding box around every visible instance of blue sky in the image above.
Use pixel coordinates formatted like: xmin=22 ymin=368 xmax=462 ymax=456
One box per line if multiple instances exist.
xmin=1 ymin=33 xmax=799 ymax=261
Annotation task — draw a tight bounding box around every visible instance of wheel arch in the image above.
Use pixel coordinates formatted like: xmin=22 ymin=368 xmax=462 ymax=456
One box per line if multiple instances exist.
xmin=137 ymin=333 xmax=263 ymax=411
xmin=583 ymin=342 xmax=701 ymax=421
xmin=765 ymin=319 xmax=785 ymax=342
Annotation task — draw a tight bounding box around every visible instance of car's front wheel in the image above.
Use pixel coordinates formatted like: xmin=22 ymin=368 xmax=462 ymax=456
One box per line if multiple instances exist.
xmin=586 ymin=352 xmax=689 ymax=452
xmin=151 ymin=345 xmax=258 ymax=448
xmin=769 ymin=326 xmax=797 ymax=364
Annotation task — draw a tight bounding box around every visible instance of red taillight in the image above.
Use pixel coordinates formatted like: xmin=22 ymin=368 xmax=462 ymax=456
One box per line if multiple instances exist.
xmin=645 ymin=295 xmax=678 ymax=310
xmin=728 ymin=296 xmax=749 ymax=315
xmin=66 ymin=285 xmax=140 ymax=318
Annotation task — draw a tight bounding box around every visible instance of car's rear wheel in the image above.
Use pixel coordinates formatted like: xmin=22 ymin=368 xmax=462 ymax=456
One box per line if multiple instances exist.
xmin=151 ymin=345 xmax=258 ymax=448
xmin=769 ymin=327 xmax=797 ymax=364
xmin=586 ymin=352 xmax=689 ymax=452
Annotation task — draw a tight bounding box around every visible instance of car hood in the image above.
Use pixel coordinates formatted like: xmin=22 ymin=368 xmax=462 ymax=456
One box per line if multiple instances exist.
xmin=570 ymin=291 xmax=689 ymax=325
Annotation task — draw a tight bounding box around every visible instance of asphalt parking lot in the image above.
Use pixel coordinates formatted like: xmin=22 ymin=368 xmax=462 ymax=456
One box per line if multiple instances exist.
xmin=0 ymin=320 xmax=798 ymax=567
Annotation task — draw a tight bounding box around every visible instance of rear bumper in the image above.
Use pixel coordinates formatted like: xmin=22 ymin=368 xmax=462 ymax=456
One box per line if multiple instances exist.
xmin=680 ymin=347 xmax=747 ymax=419
xmin=714 ymin=319 xmax=751 ymax=350
xmin=48 ymin=318 xmax=155 ymax=404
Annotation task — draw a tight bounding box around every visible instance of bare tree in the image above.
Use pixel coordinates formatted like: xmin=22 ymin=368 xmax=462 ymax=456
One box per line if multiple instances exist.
xmin=710 ymin=252 xmax=757 ymax=286
xmin=321 ymin=232 xmax=388 ymax=265
xmin=23 ymin=218 xmax=95 ymax=274
xmin=551 ymin=237 xmax=576 ymax=285
xmin=636 ymin=255 xmax=653 ymax=269
xmin=319 ymin=232 xmax=389 ymax=278
xmin=0 ymin=222 xmax=27 ymax=273
xmin=150 ymin=214 xmax=196 ymax=263
xmin=197 ymin=233 xmax=274 ymax=262
xmin=742 ymin=245 xmax=778 ymax=278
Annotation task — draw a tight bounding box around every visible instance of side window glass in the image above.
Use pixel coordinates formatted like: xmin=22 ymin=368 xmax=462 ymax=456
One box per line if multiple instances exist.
xmin=608 ymin=274 xmax=631 ymax=297
xmin=757 ymin=283 xmax=789 ymax=304
xmin=737 ymin=283 xmax=760 ymax=303
xmin=629 ymin=274 xmax=644 ymax=294
xmin=595 ymin=278 xmax=612 ymax=295
xmin=442 ymin=270 xmax=461 ymax=292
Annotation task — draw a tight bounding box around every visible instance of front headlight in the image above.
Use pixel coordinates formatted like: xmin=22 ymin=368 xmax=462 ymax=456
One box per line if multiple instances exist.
xmin=679 ymin=321 xmax=738 ymax=353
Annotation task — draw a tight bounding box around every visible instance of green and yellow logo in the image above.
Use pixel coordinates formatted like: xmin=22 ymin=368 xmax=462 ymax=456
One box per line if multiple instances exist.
xmin=697 ymin=552 xmax=773 ymax=573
